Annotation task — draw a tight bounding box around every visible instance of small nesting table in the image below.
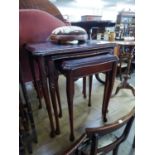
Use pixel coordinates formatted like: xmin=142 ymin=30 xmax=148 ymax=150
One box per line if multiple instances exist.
xmin=25 ymin=40 xmax=118 ymax=139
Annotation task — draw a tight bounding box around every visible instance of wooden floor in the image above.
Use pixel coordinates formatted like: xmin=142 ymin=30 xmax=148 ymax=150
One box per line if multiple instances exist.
xmin=25 ymin=74 xmax=135 ymax=155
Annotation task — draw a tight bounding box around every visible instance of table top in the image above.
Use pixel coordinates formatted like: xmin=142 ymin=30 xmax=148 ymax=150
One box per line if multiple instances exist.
xmin=25 ymin=40 xmax=117 ymax=56
xmin=114 ymin=40 xmax=135 ymax=46
xmin=25 ymin=40 xmax=135 ymax=57
xmin=71 ymin=21 xmax=115 ymax=31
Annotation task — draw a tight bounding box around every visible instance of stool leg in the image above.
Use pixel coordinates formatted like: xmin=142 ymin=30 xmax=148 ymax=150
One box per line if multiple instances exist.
xmin=88 ymin=75 xmax=93 ymax=107
xmin=102 ymin=72 xmax=110 ymax=122
xmin=66 ymin=75 xmax=75 ymax=141
xmin=102 ymin=62 xmax=117 ymax=122
xmin=82 ymin=77 xmax=87 ymax=98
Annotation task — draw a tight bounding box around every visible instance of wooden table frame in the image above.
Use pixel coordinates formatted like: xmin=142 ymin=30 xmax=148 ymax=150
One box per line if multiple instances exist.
xmin=114 ymin=41 xmax=135 ymax=96
xmin=25 ymin=40 xmax=117 ymax=138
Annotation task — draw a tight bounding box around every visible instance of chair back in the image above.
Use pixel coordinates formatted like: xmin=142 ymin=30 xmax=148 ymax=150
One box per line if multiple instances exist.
xmin=63 ymin=107 xmax=135 ymax=155
xmin=19 ymin=9 xmax=66 ymax=82
xmin=19 ymin=0 xmax=65 ymax=21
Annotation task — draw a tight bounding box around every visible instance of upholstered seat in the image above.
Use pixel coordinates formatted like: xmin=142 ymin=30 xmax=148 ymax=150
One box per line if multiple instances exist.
xmin=60 ymin=54 xmax=117 ymax=71
xmin=19 ymin=0 xmax=65 ymax=21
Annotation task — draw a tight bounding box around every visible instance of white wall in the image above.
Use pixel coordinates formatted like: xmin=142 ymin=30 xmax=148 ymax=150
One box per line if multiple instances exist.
xmin=50 ymin=0 xmax=135 ymax=22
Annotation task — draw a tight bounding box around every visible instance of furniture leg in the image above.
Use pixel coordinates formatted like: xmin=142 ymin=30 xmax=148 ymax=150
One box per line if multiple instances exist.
xmin=90 ymin=134 xmax=98 ymax=155
xmin=113 ymin=145 xmax=119 ymax=155
xmin=115 ymin=76 xmax=135 ymax=96
xmin=55 ymin=75 xmax=62 ymax=118
xmin=20 ymin=88 xmax=38 ymax=143
xmin=20 ymin=67 xmax=38 ymax=143
xmin=33 ymin=80 xmax=43 ymax=109
xmin=26 ymin=138 xmax=33 ymax=154
xmin=19 ymin=93 xmax=33 ymax=154
xmin=19 ymin=133 xmax=25 ymax=155
xmin=132 ymin=136 xmax=135 ymax=149
xmin=36 ymin=56 xmax=55 ymax=137
xmin=28 ymin=54 xmax=43 ymax=109
xmin=48 ymin=60 xmax=60 ymax=134
xmin=66 ymin=74 xmax=75 ymax=141
xmin=88 ymin=75 xmax=93 ymax=107
xmin=105 ymin=62 xmax=118 ymax=111
xmin=115 ymin=46 xmax=135 ymax=96
xmin=119 ymin=56 xmax=123 ymax=81
xmin=126 ymin=83 xmax=135 ymax=96
xmin=102 ymin=62 xmax=117 ymax=122
xmin=82 ymin=76 xmax=87 ymax=98
xmin=102 ymin=72 xmax=110 ymax=122
xmin=19 ymin=94 xmax=29 ymax=133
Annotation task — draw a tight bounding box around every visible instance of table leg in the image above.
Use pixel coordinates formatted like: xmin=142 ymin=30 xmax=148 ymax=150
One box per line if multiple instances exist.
xmin=102 ymin=62 xmax=117 ymax=122
xmin=47 ymin=60 xmax=60 ymax=134
xmin=88 ymin=75 xmax=93 ymax=107
xmin=36 ymin=56 xmax=55 ymax=137
xmin=115 ymin=52 xmax=135 ymax=96
xmin=66 ymin=75 xmax=75 ymax=141
xmin=115 ymin=76 xmax=135 ymax=96
xmin=33 ymin=80 xmax=43 ymax=109
xmin=28 ymin=54 xmax=43 ymax=109
xmin=82 ymin=77 xmax=87 ymax=98
xmin=55 ymin=76 xmax=62 ymax=118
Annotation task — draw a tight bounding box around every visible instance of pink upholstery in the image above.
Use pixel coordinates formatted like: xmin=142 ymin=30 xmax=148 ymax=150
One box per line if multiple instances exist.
xmin=19 ymin=9 xmax=66 ymax=82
